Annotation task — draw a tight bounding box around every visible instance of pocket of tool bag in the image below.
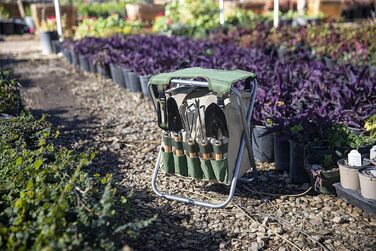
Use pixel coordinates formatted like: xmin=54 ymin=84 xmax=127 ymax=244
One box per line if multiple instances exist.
xmin=187 ymin=156 xmax=203 ymax=179
xmin=173 ymin=153 xmax=188 ymax=176
xmin=211 ymin=158 xmax=229 ymax=184
xmin=200 ymin=158 xmax=216 ymax=180
xmin=161 ymin=149 xmax=174 ymax=174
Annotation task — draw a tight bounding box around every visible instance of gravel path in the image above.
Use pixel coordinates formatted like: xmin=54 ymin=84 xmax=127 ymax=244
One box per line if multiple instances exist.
xmin=1 ymin=36 xmax=375 ymax=251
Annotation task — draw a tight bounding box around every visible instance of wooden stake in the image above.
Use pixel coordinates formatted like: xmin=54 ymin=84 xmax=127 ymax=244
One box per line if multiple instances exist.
xmin=17 ymin=0 xmax=25 ymax=18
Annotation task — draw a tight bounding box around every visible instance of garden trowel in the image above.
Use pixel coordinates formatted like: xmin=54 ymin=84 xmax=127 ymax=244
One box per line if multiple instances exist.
xmin=205 ymin=103 xmax=229 ymax=140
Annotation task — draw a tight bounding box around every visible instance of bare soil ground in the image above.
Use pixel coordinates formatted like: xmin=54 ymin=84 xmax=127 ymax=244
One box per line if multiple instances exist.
xmin=0 ymin=35 xmax=375 ymax=251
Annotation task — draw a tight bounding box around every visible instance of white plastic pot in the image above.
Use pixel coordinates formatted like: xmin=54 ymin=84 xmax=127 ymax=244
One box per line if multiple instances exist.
xmin=337 ymin=158 xmax=370 ymax=190
xmin=358 ymin=166 xmax=376 ymax=200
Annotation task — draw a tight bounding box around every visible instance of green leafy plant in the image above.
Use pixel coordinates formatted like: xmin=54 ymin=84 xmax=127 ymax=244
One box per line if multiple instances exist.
xmin=0 ymin=70 xmax=23 ymax=116
xmin=328 ymin=124 xmax=376 ymax=150
xmin=0 ymin=6 xmax=10 ymax=19
xmin=77 ymin=1 xmax=128 ymax=18
xmin=75 ymin=14 xmax=143 ymax=39
xmin=152 ymin=0 xmax=221 ymax=38
xmin=0 ymin=73 xmax=155 ymax=250
xmin=365 ymin=114 xmax=376 ymax=139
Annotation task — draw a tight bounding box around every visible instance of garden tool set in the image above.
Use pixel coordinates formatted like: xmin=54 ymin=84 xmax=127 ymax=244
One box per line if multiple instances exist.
xmin=148 ymin=67 xmax=258 ymax=208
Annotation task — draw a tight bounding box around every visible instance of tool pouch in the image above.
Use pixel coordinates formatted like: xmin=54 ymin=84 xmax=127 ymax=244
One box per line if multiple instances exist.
xmin=198 ymin=142 xmax=215 ymax=180
xmin=173 ymin=154 xmax=188 ymax=176
xmin=211 ymin=159 xmax=229 ymax=184
xmin=211 ymin=142 xmax=229 ymax=183
xmin=200 ymin=158 xmax=216 ymax=180
xmin=161 ymin=134 xmax=174 ymax=173
xmin=184 ymin=140 xmax=203 ymax=179
xmin=187 ymin=156 xmax=203 ymax=179
xmin=162 ymin=150 xmax=174 ymax=173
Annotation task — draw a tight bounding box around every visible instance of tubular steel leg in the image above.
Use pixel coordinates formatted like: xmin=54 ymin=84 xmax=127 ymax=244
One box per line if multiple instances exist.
xmin=152 ymin=132 xmax=247 ymax=208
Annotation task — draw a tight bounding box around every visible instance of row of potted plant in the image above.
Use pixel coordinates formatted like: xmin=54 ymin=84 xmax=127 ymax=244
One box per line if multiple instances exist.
xmin=0 ymin=18 xmax=29 ymax=35
xmin=60 ymin=34 xmax=375 ymax=190
xmin=209 ymin=19 xmax=376 ymax=67
xmin=337 ymin=146 xmax=376 ymax=200
xmin=60 ymin=37 xmax=150 ymax=97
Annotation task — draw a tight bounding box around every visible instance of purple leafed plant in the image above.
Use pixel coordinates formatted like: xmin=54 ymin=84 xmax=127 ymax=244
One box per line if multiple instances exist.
xmin=70 ymin=34 xmax=376 ymax=135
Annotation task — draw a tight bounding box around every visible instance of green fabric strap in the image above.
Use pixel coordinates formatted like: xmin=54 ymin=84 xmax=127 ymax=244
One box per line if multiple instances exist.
xmin=163 ymin=134 xmax=172 ymax=146
xmin=184 ymin=141 xmax=199 ymax=153
xmin=173 ymin=140 xmax=184 ymax=150
xmin=149 ymin=67 xmax=256 ymax=95
xmin=213 ymin=143 xmax=228 ymax=154
xmin=199 ymin=142 xmax=212 ymax=153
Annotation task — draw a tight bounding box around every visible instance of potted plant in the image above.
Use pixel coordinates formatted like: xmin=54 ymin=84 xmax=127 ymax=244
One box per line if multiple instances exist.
xmin=251 ymin=87 xmax=277 ymax=164
xmin=0 ymin=6 xmax=14 ymax=35
xmin=304 ymin=146 xmax=340 ymax=194
xmin=329 ymin=122 xmax=375 ymax=191
xmin=288 ymin=122 xmax=311 ymax=184
xmin=78 ymin=54 xmax=90 ymax=72
xmin=133 ymin=56 xmax=161 ymax=97
xmin=94 ymin=48 xmax=111 ymax=79
xmin=358 ymin=165 xmax=376 ymax=200
xmin=61 ymin=39 xmax=74 ymax=63
xmin=284 ymin=112 xmax=335 ymax=184
xmin=337 ymin=153 xmax=371 ymax=191
xmin=364 ymin=114 xmax=376 ymax=139
xmin=328 ymin=123 xmax=376 ymax=159
xmin=39 ymin=15 xmax=58 ymax=54
xmin=109 ymin=62 xmax=125 ymax=88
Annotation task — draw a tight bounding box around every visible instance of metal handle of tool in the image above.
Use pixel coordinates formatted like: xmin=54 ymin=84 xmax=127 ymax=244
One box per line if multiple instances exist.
xmin=149 ymin=78 xmax=257 ymax=208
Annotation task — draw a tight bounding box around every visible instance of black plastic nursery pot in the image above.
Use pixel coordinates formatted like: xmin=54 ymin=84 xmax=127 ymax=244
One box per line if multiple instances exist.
xmin=289 ymin=141 xmax=310 ymax=184
xmin=109 ymin=63 xmax=118 ymax=84
xmin=62 ymin=49 xmax=72 ymax=64
xmin=14 ymin=19 xmax=26 ymax=34
xmin=97 ymin=63 xmax=111 ymax=79
xmin=127 ymin=71 xmax=142 ymax=92
xmin=115 ymin=65 xmax=125 ymax=87
xmin=70 ymin=50 xmax=79 ymax=67
xmin=274 ymin=132 xmax=290 ymax=172
xmin=88 ymin=60 xmax=97 ymax=73
xmin=304 ymin=151 xmax=340 ymax=194
xmin=116 ymin=65 xmax=126 ymax=88
xmin=139 ymin=75 xmax=150 ymax=97
xmin=40 ymin=31 xmax=58 ymax=54
xmin=51 ymin=40 xmax=61 ymax=54
xmin=252 ymin=125 xmax=274 ymax=163
xmin=2 ymin=20 xmax=15 ymax=35
xmin=121 ymin=68 xmax=131 ymax=90
xmin=109 ymin=63 xmax=125 ymax=87
xmin=78 ymin=55 xmax=90 ymax=72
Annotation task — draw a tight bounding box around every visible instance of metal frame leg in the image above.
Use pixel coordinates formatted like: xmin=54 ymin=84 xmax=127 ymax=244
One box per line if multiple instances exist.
xmin=149 ymin=80 xmax=257 ymax=208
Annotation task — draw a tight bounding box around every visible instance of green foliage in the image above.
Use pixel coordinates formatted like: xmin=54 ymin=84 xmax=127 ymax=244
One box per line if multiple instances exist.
xmin=77 ymin=1 xmax=128 ymax=17
xmin=0 ymin=6 xmax=10 ymax=19
xmin=75 ymin=14 xmax=143 ymax=39
xmin=0 ymin=70 xmax=23 ymax=116
xmin=290 ymin=124 xmax=304 ymax=142
xmin=328 ymin=124 xmax=376 ymax=150
xmin=0 ymin=114 xmax=154 ymax=250
xmin=0 ymin=75 xmax=154 ymax=250
xmin=306 ymin=21 xmax=376 ymax=66
xmin=24 ymin=4 xmax=32 ymax=17
xmin=365 ymin=114 xmax=376 ymax=139
xmin=153 ymin=0 xmax=220 ymax=38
